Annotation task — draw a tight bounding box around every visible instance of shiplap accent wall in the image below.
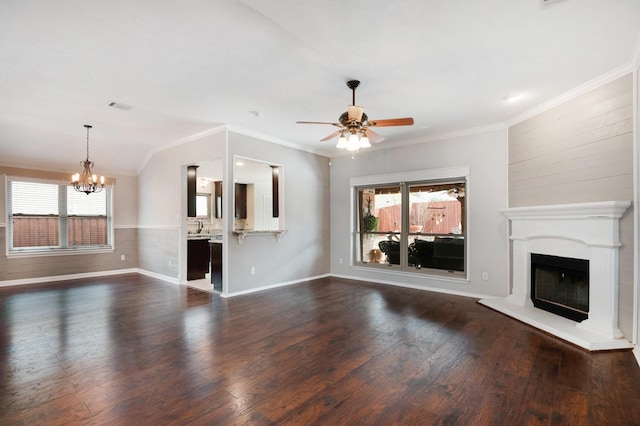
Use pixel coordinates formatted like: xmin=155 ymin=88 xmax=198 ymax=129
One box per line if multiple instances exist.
xmin=508 ymin=73 xmax=634 ymax=339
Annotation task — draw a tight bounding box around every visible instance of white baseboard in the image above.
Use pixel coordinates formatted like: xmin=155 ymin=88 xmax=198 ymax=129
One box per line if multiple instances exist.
xmin=221 ymin=273 xmax=331 ymax=298
xmin=136 ymin=268 xmax=180 ymax=284
xmin=634 ymin=345 xmax=640 ymax=368
xmin=0 ymin=268 xmax=139 ymax=288
xmin=330 ymin=273 xmax=489 ymax=300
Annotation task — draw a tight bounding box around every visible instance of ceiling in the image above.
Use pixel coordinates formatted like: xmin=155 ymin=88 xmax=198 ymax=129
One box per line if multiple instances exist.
xmin=1 ymin=0 xmax=639 ymax=176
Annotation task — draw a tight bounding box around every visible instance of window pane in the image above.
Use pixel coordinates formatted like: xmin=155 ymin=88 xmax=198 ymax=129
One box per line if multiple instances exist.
xmin=67 ymin=187 xmax=106 ymax=215
xmin=408 ymin=183 xmax=463 ymax=235
xmin=408 ymin=182 xmax=465 ymax=272
xmin=357 ymin=186 xmax=402 ymax=265
xmin=11 ymin=181 xmax=58 ymax=214
xmin=67 ymin=187 xmax=108 ymax=246
xmin=10 ymin=181 xmax=59 ymax=248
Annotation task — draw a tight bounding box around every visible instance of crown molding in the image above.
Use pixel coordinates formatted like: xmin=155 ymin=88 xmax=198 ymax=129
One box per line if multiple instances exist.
xmin=225 ymin=125 xmax=329 ymax=158
xmin=135 ymin=125 xmax=227 ymax=175
xmin=506 ymin=63 xmax=634 ymax=127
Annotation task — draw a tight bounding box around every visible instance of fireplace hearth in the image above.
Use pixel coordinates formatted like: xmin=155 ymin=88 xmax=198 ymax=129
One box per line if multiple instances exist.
xmin=479 ymin=201 xmax=632 ymax=351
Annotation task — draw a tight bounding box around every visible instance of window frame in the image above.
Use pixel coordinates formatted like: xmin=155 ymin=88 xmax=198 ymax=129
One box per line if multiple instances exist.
xmin=6 ymin=176 xmax=114 ymax=257
xmin=350 ymin=166 xmax=469 ymax=280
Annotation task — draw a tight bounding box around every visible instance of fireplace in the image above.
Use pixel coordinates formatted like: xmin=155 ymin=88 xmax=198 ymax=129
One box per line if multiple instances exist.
xmin=479 ymin=201 xmax=632 ymax=351
xmin=530 ymin=253 xmax=589 ymax=322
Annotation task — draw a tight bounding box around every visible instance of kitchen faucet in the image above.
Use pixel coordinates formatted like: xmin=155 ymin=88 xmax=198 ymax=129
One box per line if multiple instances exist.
xmin=197 ymin=221 xmax=203 ymax=234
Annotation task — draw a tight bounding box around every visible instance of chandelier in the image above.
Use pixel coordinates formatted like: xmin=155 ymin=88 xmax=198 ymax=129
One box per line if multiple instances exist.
xmin=71 ymin=124 xmax=104 ymax=195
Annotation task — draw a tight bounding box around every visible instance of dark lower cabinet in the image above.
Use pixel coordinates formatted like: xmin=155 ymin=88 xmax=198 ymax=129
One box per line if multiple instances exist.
xmin=210 ymin=241 xmax=222 ymax=291
xmin=187 ymin=239 xmax=209 ymax=280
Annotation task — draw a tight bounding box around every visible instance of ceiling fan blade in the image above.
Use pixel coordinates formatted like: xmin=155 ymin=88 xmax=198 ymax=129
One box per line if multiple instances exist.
xmin=320 ymin=130 xmax=342 ymax=141
xmin=365 ymin=129 xmax=385 ymax=143
xmin=347 ymin=105 xmax=364 ymax=121
xmin=296 ymin=121 xmax=342 ymax=127
xmin=368 ymin=117 xmax=414 ymax=127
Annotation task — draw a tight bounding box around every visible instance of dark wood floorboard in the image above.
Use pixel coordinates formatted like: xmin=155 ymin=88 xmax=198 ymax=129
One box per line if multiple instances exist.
xmin=1 ymin=274 xmax=639 ymax=425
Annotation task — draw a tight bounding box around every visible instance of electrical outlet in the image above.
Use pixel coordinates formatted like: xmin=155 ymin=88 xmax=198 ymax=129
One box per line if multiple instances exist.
xmin=250 ymin=267 xmax=256 ymax=275
xmin=121 ymin=254 xmax=126 ymax=261
xmin=482 ymin=272 xmax=489 ymax=281
xmin=169 ymin=260 xmax=172 ymax=267
xmin=339 ymin=258 xmax=343 ymax=264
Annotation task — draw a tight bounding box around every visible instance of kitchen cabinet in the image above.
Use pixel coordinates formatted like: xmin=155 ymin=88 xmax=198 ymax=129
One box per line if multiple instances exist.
xmin=187 ymin=165 xmax=198 ymax=218
xmin=214 ymin=181 xmax=222 ymax=219
xmin=210 ymin=241 xmax=222 ymax=291
xmin=187 ymin=238 xmax=209 ymax=280
xmin=235 ymin=183 xmax=247 ymax=219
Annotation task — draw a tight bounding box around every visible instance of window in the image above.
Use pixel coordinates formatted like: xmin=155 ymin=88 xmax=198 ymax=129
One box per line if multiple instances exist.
xmin=354 ymin=174 xmax=466 ymax=276
xmin=7 ymin=178 xmax=112 ymax=254
xmin=196 ymin=193 xmax=211 ymax=221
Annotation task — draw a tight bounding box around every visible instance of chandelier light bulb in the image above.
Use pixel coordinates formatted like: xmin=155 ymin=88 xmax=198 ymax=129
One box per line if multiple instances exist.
xmin=336 ymin=133 xmax=348 ymax=149
xmin=359 ymin=135 xmax=371 ymax=148
xmin=346 ymin=133 xmax=360 ymax=151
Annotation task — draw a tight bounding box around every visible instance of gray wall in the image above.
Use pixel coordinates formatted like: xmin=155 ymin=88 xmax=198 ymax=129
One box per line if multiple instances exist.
xmin=329 ymin=128 xmax=510 ymax=297
xmin=226 ymin=132 xmax=331 ymax=294
xmin=508 ymin=74 xmax=635 ymax=339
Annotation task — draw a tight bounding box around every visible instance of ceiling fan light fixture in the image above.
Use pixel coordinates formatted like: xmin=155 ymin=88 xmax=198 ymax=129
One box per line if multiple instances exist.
xmin=348 ymin=105 xmax=364 ymax=122
xmin=346 ymin=133 xmax=360 ymax=151
xmin=359 ymin=135 xmax=371 ymax=148
xmin=336 ymin=133 xmax=348 ymax=149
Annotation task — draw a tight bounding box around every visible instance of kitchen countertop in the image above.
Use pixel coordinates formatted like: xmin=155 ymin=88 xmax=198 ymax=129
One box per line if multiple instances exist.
xmin=187 ymin=233 xmax=222 ymax=240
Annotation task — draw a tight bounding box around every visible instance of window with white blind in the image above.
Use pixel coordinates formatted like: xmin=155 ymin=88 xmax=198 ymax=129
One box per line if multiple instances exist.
xmin=7 ymin=178 xmax=113 ymax=254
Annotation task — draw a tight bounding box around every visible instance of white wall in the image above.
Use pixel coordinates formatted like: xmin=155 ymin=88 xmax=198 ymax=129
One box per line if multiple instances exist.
xmin=330 ymin=128 xmax=509 ymax=297
xmin=137 ymin=130 xmax=226 ymax=279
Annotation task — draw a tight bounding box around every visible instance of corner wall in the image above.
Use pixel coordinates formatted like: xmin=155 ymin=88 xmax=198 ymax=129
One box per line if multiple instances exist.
xmin=225 ymin=132 xmax=331 ymax=295
xmin=508 ymin=74 xmax=635 ymax=339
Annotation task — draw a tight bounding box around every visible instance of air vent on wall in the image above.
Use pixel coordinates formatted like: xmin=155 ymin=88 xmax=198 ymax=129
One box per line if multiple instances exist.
xmin=107 ymin=101 xmax=133 ymax=111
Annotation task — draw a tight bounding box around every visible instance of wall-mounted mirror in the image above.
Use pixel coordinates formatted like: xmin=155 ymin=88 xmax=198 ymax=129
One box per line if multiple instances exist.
xmin=233 ymin=156 xmax=283 ymax=231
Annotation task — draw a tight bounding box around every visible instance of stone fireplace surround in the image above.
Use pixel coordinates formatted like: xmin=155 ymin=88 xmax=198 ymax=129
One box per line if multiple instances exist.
xmin=479 ymin=201 xmax=632 ymax=351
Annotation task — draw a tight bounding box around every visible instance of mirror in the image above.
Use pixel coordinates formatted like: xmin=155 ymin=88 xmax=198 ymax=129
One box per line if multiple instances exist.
xmin=233 ymin=156 xmax=283 ymax=231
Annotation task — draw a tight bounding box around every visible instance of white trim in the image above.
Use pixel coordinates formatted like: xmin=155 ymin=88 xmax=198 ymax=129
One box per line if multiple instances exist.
xmin=220 ymin=273 xmax=330 ymax=298
xmin=332 ymin=123 xmax=507 ymax=158
xmin=633 ymin=65 xmax=639 ymax=345
xmin=506 ymin=64 xmax=634 ymax=127
xmin=634 ymin=345 xmax=640 ymax=368
xmin=331 ymin=273 xmax=486 ymax=299
xmin=350 ymin=166 xmax=470 ymax=187
xmin=136 ymin=225 xmax=181 ymax=230
xmin=226 ymin=125 xmax=327 ymax=157
xmin=137 ymin=268 xmax=180 ymax=284
xmin=135 ymin=125 xmax=227 ymax=175
xmin=631 ymin=29 xmax=640 ymax=70
xmin=0 ymin=268 xmax=139 ymax=288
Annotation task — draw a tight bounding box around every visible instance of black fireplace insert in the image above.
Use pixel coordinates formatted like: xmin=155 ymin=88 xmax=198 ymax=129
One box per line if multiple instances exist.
xmin=530 ymin=253 xmax=589 ymax=322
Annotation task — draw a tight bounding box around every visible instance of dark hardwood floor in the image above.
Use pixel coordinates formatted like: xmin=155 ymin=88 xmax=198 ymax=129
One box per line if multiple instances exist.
xmin=1 ymin=274 xmax=639 ymax=425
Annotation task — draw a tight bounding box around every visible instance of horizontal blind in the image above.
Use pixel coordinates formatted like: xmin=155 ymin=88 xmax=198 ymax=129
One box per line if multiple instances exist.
xmin=8 ymin=177 xmax=112 ymax=251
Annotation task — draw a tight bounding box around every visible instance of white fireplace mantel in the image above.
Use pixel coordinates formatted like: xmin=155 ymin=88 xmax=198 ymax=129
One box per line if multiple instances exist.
xmin=479 ymin=201 xmax=632 ymax=351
